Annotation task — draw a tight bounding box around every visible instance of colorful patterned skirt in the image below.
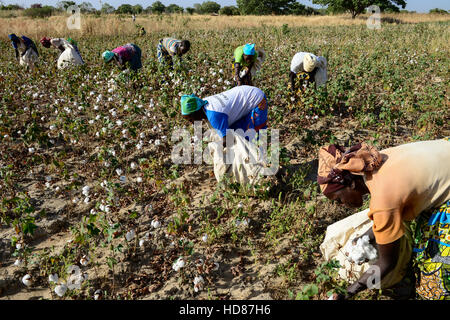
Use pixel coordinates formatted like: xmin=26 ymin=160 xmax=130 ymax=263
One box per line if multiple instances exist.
xmin=413 ymin=200 xmax=450 ymax=300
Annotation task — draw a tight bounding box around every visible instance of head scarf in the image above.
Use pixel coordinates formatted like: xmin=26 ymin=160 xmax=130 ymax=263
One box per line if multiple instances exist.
xmin=8 ymin=34 xmax=20 ymax=48
xmin=317 ymin=142 xmax=383 ymax=196
xmin=102 ymin=50 xmax=114 ymax=63
xmin=243 ymin=43 xmax=256 ymax=56
xmin=8 ymin=34 xmax=19 ymax=42
xmin=303 ymin=53 xmax=318 ymax=73
xmin=40 ymin=37 xmax=51 ymax=48
xmin=181 ymin=94 xmax=208 ymax=116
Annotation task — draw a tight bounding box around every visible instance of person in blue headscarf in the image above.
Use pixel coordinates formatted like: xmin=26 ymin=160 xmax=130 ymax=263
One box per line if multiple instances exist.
xmin=8 ymin=34 xmax=39 ymax=68
xmin=233 ymin=43 xmax=265 ymax=86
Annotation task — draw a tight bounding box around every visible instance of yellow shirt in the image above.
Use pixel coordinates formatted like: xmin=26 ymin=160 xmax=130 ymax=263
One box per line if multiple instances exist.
xmin=365 ymin=139 xmax=450 ymax=244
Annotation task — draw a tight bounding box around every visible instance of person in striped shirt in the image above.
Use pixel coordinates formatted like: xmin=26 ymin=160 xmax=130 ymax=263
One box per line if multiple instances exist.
xmin=157 ymin=37 xmax=190 ymax=69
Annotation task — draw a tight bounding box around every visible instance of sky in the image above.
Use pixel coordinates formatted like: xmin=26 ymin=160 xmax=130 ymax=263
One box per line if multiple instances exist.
xmin=2 ymin=0 xmax=449 ymax=13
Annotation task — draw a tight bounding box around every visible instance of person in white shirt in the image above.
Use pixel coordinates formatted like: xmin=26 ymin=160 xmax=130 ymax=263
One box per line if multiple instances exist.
xmin=40 ymin=37 xmax=85 ymax=69
xmin=180 ymin=85 xmax=269 ymax=144
xmin=289 ymin=52 xmax=327 ymax=92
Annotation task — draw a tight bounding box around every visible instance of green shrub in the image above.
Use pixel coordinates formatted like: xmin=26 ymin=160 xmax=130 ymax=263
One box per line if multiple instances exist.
xmin=23 ymin=6 xmax=53 ymax=18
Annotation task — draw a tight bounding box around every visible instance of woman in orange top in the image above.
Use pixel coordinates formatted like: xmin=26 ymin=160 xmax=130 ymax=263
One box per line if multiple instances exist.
xmin=317 ymin=138 xmax=450 ymax=300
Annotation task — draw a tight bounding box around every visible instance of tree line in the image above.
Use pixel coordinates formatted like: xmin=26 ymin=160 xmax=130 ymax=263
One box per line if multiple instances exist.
xmin=1 ymin=1 xmax=448 ymax=19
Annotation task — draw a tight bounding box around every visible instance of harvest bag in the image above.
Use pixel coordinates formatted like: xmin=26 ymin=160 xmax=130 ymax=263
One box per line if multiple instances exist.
xmin=320 ymin=209 xmax=411 ymax=289
xmin=207 ymin=130 xmax=277 ymax=185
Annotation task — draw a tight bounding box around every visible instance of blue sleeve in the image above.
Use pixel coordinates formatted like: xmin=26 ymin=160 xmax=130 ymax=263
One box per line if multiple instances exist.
xmin=205 ymin=109 xmax=229 ymax=138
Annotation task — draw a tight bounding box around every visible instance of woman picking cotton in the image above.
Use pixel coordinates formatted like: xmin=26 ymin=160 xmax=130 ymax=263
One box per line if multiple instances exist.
xmin=317 ymin=138 xmax=450 ymax=300
xmin=180 ymin=85 xmax=268 ymax=146
xmin=40 ymin=37 xmax=84 ymax=69
xmin=289 ymin=52 xmax=327 ymax=93
xmin=102 ymin=43 xmax=142 ymax=72
xmin=8 ymin=34 xmax=39 ymax=69
xmin=157 ymin=37 xmax=190 ymax=70
xmin=233 ymin=43 xmax=266 ymax=87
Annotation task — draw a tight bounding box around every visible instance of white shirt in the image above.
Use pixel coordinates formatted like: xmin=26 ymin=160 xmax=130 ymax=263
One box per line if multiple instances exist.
xmin=50 ymin=38 xmax=84 ymax=69
xmin=290 ymin=52 xmax=328 ymax=86
xmin=203 ymin=85 xmax=265 ymax=137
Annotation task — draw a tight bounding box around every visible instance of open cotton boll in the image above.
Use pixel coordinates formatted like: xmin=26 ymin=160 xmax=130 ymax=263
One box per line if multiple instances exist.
xmin=14 ymin=259 xmax=23 ymax=267
xmin=80 ymin=255 xmax=89 ymax=266
xmin=151 ymin=219 xmax=161 ymax=229
xmin=344 ymin=235 xmax=378 ymax=264
xmin=94 ymin=289 xmax=102 ymax=300
xmin=193 ymin=276 xmax=204 ymax=292
xmin=172 ymin=257 xmax=185 ymax=272
xmin=22 ymin=274 xmax=32 ymax=287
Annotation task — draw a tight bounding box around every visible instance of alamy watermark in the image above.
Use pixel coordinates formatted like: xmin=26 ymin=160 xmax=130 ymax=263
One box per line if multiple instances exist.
xmin=171 ymin=122 xmax=280 ymax=176
xmin=67 ymin=5 xmax=81 ymax=30
xmin=366 ymin=5 xmax=381 ymax=30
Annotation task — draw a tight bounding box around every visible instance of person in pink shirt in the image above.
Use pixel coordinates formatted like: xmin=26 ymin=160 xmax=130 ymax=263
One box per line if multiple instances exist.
xmin=102 ymin=43 xmax=142 ymax=71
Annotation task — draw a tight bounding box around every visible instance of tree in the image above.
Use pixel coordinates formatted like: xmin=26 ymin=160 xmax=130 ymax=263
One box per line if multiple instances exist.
xmin=186 ymin=7 xmax=195 ymax=14
xmin=30 ymin=4 xmax=42 ymax=8
xmin=116 ymin=4 xmax=134 ymax=14
xmin=101 ymin=3 xmax=115 ymax=14
xmin=23 ymin=5 xmax=54 ymax=18
xmin=312 ymin=0 xmax=406 ymax=19
xmin=289 ymin=2 xmax=320 ymax=15
xmin=133 ymin=4 xmax=143 ymax=14
xmin=200 ymin=1 xmax=221 ymax=14
xmin=429 ymin=8 xmax=448 ymax=14
xmin=150 ymin=1 xmax=165 ymax=14
xmin=219 ymin=6 xmax=240 ymax=16
xmin=79 ymin=2 xmax=95 ymax=13
xmin=0 ymin=4 xmax=24 ymax=10
xmin=166 ymin=4 xmax=183 ymax=13
xmin=56 ymin=1 xmax=76 ymax=10
xmin=236 ymin=0 xmax=296 ymax=15
xmin=193 ymin=3 xmax=202 ymax=13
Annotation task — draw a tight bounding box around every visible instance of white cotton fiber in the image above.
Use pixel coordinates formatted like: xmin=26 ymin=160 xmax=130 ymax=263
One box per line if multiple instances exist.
xmin=344 ymin=235 xmax=378 ymax=264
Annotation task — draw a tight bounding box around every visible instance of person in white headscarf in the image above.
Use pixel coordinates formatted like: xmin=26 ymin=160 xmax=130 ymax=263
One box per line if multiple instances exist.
xmin=289 ymin=52 xmax=327 ymax=92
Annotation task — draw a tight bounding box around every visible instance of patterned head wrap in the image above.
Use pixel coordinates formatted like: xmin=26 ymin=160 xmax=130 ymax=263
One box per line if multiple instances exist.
xmin=303 ymin=53 xmax=318 ymax=73
xmin=317 ymin=142 xmax=383 ymax=196
xmin=40 ymin=37 xmax=51 ymax=48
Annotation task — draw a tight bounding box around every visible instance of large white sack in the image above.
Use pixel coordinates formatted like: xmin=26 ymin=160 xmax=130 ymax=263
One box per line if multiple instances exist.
xmin=320 ymin=208 xmax=411 ymax=289
xmin=320 ymin=209 xmax=373 ymax=283
xmin=57 ymin=47 xmax=84 ymax=69
xmin=207 ymin=130 xmax=277 ymax=185
xmin=314 ymin=56 xmax=327 ymax=87
xmin=19 ymin=49 xmax=38 ymax=68
xmin=239 ymin=49 xmax=266 ymax=79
